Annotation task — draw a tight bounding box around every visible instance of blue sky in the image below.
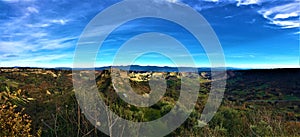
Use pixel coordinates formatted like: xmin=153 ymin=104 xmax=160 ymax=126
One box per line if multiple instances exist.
xmin=0 ymin=0 xmax=299 ymax=68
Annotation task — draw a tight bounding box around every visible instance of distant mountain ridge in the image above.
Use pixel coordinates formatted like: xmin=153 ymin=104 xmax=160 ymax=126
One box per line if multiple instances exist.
xmin=1 ymin=65 xmax=247 ymax=72
xmin=71 ymin=65 xmax=240 ymax=72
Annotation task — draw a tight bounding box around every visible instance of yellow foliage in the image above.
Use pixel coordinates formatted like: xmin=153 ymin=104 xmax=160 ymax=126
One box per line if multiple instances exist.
xmin=0 ymin=104 xmax=33 ymax=137
xmin=0 ymin=88 xmax=37 ymax=136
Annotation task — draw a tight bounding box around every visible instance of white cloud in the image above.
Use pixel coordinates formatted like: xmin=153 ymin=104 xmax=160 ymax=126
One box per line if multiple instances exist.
xmin=0 ymin=35 xmax=76 ymax=55
xmin=30 ymin=32 xmax=48 ymax=37
xmin=1 ymin=0 xmax=35 ymax=2
xmin=25 ymin=19 xmax=70 ymax=28
xmin=236 ymin=0 xmax=260 ymax=6
xmin=0 ymin=41 xmax=25 ymax=53
xmin=0 ymin=1 xmax=98 ymax=67
xmin=25 ymin=23 xmax=50 ymax=28
xmin=0 ymin=40 xmax=39 ymax=54
xmin=274 ymin=12 xmax=298 ymax=19
xmin=27 ymin=7 xmax=39 ymax=14
xmin=258 ymin=1 xmax=300 ymax=29
xmin=272 ymin=20 xmax=300 ymax=28
xmin=51 ymin=19 xmax=68 ymax=25
xmin=166 ymin=0 xmax=180 ymax=3
xmin=39 ymin=36 xmax=77 ymax=50
xmin=204 ymin=0 xmax=219 ymax=2
xmin=1 ymin=0 xmax=16 ymax=2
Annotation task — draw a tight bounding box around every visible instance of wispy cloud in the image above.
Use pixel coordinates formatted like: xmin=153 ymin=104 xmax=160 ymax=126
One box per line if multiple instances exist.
xmin=236 ymin=0 xmax=261 ymax=6
xmin=185 ymin=0 xmax=299 ymax=32
xmin=25 ymin=23 xmax=50 ymax=28
xmin=0 ymin=41 xmax=29 ymax=53
xmin=204 ymin=0 xmax=219 ymax=2
xmin=0 ymin=0 xmax=298 ymax=68
xmin=0 ymin=0 xmax=99 ymax=67
xmin=258 ymin=1 xmax=300 ymax=29
xmin=274 ymin=12 xmax=298 ymax=19
xmin=1 ymin=0 xmax=35 ymax=3
xmin=50 ymin=19 xmax=69 ymax=25
xmin=39 ymin=36 xmax=78 ymax=50
xmin=27 ymin=6 xmax=39 ymax=14
xmin=166 ymin=0 xmax=180 ymax=3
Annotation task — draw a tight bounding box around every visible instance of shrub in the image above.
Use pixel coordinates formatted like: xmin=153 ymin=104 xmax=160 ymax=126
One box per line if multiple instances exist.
xmin=0 ymin=104 xmax=33 ymax=137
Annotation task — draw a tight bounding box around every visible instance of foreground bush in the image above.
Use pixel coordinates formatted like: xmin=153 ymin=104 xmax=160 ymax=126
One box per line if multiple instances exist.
xmin=0 ymin=104 xmax=33 ymax=137
xmin=0 ymin=88 xmax=41 ymax=137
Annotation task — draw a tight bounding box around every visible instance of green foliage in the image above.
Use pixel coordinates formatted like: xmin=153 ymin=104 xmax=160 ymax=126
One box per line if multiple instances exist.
xmin=250 ymin=120 xmax=273 ymax=136
xmin=1 ymin=69 xmax=300 ymax=136
xmin=144 ymin=109 xmax=161 ymax=121
xmin=209 ymin=107 xmax=248 ymax=136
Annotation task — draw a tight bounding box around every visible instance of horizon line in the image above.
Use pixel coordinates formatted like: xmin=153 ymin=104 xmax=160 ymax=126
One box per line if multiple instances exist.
xmin=0 ymin=65 xmax=299 ymax=70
